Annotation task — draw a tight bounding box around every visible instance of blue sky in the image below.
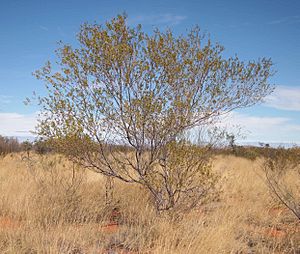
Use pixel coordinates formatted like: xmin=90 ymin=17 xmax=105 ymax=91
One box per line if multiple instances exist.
xmin=0 ymin=0 xmax=299 ymax=143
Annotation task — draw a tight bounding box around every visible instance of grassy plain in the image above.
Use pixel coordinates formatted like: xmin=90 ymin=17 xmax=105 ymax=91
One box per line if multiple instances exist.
xmin=0 ymin=153 xmax=299 ymax=253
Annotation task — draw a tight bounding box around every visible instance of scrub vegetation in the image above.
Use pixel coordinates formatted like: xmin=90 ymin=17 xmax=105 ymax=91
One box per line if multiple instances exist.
xmin=1 ymin=14 xmax=298 ymax=253
xmin=0 ymin=150 xmax=299 ymax=253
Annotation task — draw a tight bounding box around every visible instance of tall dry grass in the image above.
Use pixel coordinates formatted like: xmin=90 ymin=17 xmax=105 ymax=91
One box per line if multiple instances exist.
xmin=0 ymin=153 xmax=298 ymax=253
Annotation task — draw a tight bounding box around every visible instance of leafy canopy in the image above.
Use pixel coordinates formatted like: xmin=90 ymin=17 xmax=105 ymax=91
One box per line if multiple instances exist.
xmin=34 ymin=14 xmax=273 ymax=152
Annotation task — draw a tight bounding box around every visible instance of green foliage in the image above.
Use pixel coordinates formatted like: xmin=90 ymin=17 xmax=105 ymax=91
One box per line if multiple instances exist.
xmin=33 ymin=14 xmax=274 ymax=211
xmin=21 ymin=140 xmax=32 ymax=151
xmin=33 ymin=139 xmax=53 ymax=155
xmin=146 ymin=140 xmax=218 ymax=211
xmin=34 ymin=14 xmax=274 ymax=148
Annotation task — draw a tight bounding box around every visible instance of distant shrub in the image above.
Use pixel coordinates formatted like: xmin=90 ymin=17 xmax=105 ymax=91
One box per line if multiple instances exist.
xmin=0 ymin=135 xmax=21 ymax=156
xmin=212 ymin=146 xmax=262 ymax=160
xmin=33 ymin=139 xmax=53 ymax=155
xmin=214 ymin=145 xmax=300 ymax=162
xmin=0 ymin=136 xmax=55 ymax=157
xmin=233 ymin=146 xmax=263 ymax=160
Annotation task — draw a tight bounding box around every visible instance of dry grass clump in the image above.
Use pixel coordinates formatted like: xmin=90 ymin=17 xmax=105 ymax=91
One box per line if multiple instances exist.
xmin=0 ymin=153 xmax=299 ymax=253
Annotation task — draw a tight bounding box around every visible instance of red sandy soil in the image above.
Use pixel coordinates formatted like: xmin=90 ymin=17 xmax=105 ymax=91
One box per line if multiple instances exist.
xmin=264 ymin=206 xmax=300 ymax=238
xmin=268 ymin=206 xmax=289 ymax=217
xmin=99 ymin=248 xmax=137 ymax=254
xmin=0 ymin=215 xmax=137 ymax=253
xmin=263 ymin=223 xmax=300 ymax=238
xmin=101 ymin=222 xmax=119 ymax=234
xmin=0 ymin=216 xmax=22 ymax=230
xmin=264 ymin=227 xmax=287 ymax=238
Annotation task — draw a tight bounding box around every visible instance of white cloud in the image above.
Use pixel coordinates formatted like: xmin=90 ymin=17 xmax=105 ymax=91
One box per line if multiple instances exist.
xmin=264 ymin=85 xmax=300 ymax=111
xmin=39 ymin=25 xmax=49 ymax=31
xmin=0 ymin=112 xmax=38 ymax=137
xmin=0 ymin=95 xmax=12 ymax=104
xmin=129 ymin=14 xmax=187 ymax=26
xmin=219 ymin=112 xmax=300 ymax=144
xmin=1 ymin=110 xmax=299 ymax=144
xmin=268 ymin=15 xmax=300 ymax=25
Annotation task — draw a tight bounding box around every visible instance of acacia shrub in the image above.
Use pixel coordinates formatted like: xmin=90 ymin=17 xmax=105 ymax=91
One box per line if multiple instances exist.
xmin=33 ymin=14 xmax=274 ymax=211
